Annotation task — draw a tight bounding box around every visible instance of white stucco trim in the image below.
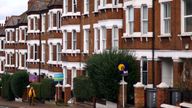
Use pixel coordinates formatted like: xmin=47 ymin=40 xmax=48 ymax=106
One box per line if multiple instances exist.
xmin=4 ymin=49 xmax=14 ymax=53
xmin=131 ymin=50 xmax=192 ymax=60
xmin=98 ymin=3 xmax=123 ymax=10
xmin=159 ymin=0 xmax=172 ymax=3
xmin=62 ymin=12 xmax=81 ymax=17
xmin=27 ymin=40 xmax=40 ymax=45
xmin=5 ymin=28 xmax=15 ymax=32
xmin=48 ymin=38 xmax=62 ymax=45
xmin=124 ymin=0 xmax=152 ymax=8
xmin=83 ymin=25 xmax=91 ymax=29
xmin=62 ymin=62 xmax=85 ymax=70
xmin=48 ymin=9 xmax=62 ymax=14
xmin=61 ymin=25 xmax=80 ymax=32
xmin=97 ymin=19 xmax=123 ymax=29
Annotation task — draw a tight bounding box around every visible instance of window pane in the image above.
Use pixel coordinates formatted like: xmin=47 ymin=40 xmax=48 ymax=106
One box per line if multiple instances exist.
xmin=142 ymin=59 xmax=147 ymax=71
xmin=143 ymin=21 xmax=148 ymax=34
xmin=128 ymin=7 xmax=134 ymax=21
xmin=164 ymin=19 xmax=170 ymax=33
xmin=142 ymin=72 xmax=147 ymax=85
xmin=164 ymin=3 xmax=170 ymax=18
xmin=185 ymin=0 xmax=192 ymax=15
xmin=143 ymin=6 xmax=148 ymax=19
xmin=185 ymin=17 xmax=192 ymax=32
xmin=129 ymin=22 xmax=134 ymax=34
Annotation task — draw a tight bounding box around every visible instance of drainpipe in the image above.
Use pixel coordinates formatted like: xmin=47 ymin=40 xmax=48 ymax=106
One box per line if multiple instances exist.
xmin=152 ymin=0 xmax=156 ymax=88
xmin=38 ymin=13 xmax=42 ymax=82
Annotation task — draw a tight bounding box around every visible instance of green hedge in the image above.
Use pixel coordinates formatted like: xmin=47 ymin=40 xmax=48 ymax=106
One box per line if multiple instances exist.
xmin=86 ymin=50 xmax=139 ymax=102
xmin=41 ymin=78 xmax=55 ymax=100
xmin=1 ymin=74 xmax=14 ymax=100
xmin=73 ymin=76 xmax=95 ymax=101
xmin=10 ymin=71 xmax=29 ymax=98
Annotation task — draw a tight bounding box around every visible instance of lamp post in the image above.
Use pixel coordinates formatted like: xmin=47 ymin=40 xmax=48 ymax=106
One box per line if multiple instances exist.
xmin=152 ymin=0 xmax=156 ymax=88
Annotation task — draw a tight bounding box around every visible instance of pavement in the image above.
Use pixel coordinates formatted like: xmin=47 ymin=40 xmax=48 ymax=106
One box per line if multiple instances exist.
xmin=0 ymin=97 xmax=92 ymax=108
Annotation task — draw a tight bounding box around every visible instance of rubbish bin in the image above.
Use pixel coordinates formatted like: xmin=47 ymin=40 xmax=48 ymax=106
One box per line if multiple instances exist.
xmin=171 ymin=89 xmax=181 ymax=105
xmin=146 ymin=88 xmax=157 ymax=108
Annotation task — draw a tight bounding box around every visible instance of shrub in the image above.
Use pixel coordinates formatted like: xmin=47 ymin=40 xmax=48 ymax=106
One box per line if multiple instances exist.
xmin=41 ymin=78 xmax=55 ymax=100
xmin=30 ymin=83 xmax=42 ymax=99
xmin=86 ymin=50 xmax=139 ymax=103
xmin=73 ymin=76 xmax=95 ymax=101
xmin=1 ymin=74 xmax=14 ymax=100
xmin=10 ymin=71 xmax=29 ymax=98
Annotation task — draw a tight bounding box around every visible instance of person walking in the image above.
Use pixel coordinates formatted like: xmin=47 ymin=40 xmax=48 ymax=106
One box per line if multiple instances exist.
xmin=28 ymin=87 xmax=36 ymax=105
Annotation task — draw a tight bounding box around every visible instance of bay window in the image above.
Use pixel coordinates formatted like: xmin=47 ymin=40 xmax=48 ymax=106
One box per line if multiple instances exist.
xmin=63 ymin=30 xmax=68 ymax=50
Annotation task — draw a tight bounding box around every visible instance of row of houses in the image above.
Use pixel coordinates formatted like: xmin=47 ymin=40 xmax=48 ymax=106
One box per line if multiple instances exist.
xmin=0 ymin=0 xmax=191 ymax=90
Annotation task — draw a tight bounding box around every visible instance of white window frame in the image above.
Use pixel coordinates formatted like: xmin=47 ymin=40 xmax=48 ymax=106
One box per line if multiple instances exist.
xmin=141 ymin=5 xmax=148 ymax=34
xmin=181 ymin=0 xmax=192 ymax=34
xmin=112 ymin=26 xmax=119 ymax=49
xmin=94 ymin=0 xmax=99 ymax=12
xmin=84 ymin=29 xmax=89 ymax=53
xmin=41 ymin=44 xmax=45 ymax=62
xmin=113 ymin=0 xmax=118 ymax=6
xmin=127 ymin=6 xmax=134 ymax=35
xmin=72 ymin=30 xmax=77 ymax=50
xmin=34 ymin=44 xmax=38 ymax=60
xmin=19 ymin=28 xmax=22 ymax=41
xmin=57 ymin=11 xmax=61 ymax=29
xmin=24 ymin=53 xmax=27 ymax=68
xmin=71 ymin=67 xmax=77 ymax=89
xmin=161 ymin=2 xmax=171 ymax=35
xmin=140 ymin=57 xmax=148 ymax=85
xmin=63 ymin=67 xmax=68 ymax=86
xmin=64 ymin=0 xmax=68 ymax=14
xmin=28 ymin=45 xmax=31 ymax=60
xmin=49 ymin=44 xmax=53 ymax=61
xmin=72 ymin=0 xmax=77 ymax=13
xmin=16 ymin=28 xmax=19 ymax=42
xmin=15 ymin=53 xmax=18 ymax=67
xmin=100 ymin=27 xmax=107 ymax=51
xmin=94 ymin=28 xmax=100 ymax=52
xmin=63 ymin=30 xmax=68 ymax=50
xmin=57 ymin=43 xmax=62 ymax=61
xmin=41 ymin=14 xmax=46 ymax=32
xmin=101 ymin=0 xmax=106 ymax=7
xmin=19 ymin=53 xmax=22 ymax=67
xmin=84 ymin=0 xmax=89 ymax=14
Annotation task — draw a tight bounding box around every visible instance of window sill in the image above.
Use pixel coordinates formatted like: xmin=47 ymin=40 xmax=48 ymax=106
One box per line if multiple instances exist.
xmin=47 ymin=60 xmax=62 ymax=65
xmin=62 ymin=12 xmax=81 ymax=17
xmin=123 ymin=32 xmax=153 ymax=38
xmin=62 ymin=49 xmax=80 ymax=54
xmin=27 ymin=59 xmax=40 ymax=63
xmin=98 ymin=4 xmax=123 ymax=10
xmin=178 ymin=32 xmax=192 ymax=40
xmin=158 ymin=34 xmax=171 ymax=37
xmin=5 ymin=64 xmax=15 ymax=67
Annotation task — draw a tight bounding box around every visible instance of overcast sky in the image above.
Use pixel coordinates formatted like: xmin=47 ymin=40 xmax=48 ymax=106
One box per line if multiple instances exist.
xmin=0 ymin=0 xmax=28 ymax=23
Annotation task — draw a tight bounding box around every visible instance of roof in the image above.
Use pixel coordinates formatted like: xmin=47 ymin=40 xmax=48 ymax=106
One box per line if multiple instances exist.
xmin=27 ymin=0 xmax=51 ymax=14
xmin=18 ymin=11 xmax=28 ymax=25
xmin=0 ymin=25 xmax=5 ymax=36
xmin=48 ymin=0 xmax=63 ymax=9
xmin=4 ymin=16 xmax=20 ymax=28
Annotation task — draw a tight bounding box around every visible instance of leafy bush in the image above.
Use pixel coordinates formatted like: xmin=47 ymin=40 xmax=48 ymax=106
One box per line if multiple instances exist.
xmin=10 ymin=71 xmax=29 ymax=98
xmin=1 ymin=74 xmax=14 ymax=100
xmin=41 ymin=78 xmax=55 ymax=100
xmin=86 ymin=50 xmax=139 ymax=103
xmin=73 ymin=76 xmax=95 ymax=101
xmin=30 ymin=83 xmax=42 ymax=99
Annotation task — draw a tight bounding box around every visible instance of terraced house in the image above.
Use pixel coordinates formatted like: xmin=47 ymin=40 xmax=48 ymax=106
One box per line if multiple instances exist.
xmin=1 ymin=0 xmax=192 ymax=106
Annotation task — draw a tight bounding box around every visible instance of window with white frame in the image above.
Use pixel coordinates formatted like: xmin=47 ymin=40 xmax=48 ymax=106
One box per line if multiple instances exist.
xmin=183 ymin=0 xmax=192 ymax=32
xmin=19 ymin=53 xmax=22 ymax=67
xmin=57 ymin=12 xmax=61 ymax=29
xmin=94 ymin=28 xmax=100 ymax=51
xmin=112 ymin=26 xmax=119 ymax=49
xmin=127 ymin=6 xmax=134 ymax=35
xmin=141 ymin=57 xmax=148 ymax=85
xmin=16 ymin=28 xmax=19 ymax=42
xmin=63 ymin=30 xmax=68 ymax=50
xmin=101 ymin=27 xmax=107 ymax=50
xmin=28 ymin=45 xmax=31 ymax=60
xmin=34 ymin=17 xmax=38 ymax=31
xmin=101 ymin=0 xmax=106 ymax=7
xmin=94 ymin=0 xmax=99 ymax=12
xmin=49 ymin=12 xmax=53 ymax=28
xmin=57 ymin=43 xmax=62 ymax=61
xmin=84 ymin=29 xmax=89 ymax=52
xmin=84 ymin=0 xmax=89 ymax=14
xmin=161 ymin=2 xmax=171 ymax=34
xmin=15 ymin=53 xmax=18 ymax=67
xmin=71 ymin=67 xmax=77 ymax=89
xmin=113 ymin=0 xmax=118 ymax=6
xmin=141 ymin=5 xmax=148 ymax=34
xmin=72 ymin=0 xmax=77 ymax=13
xmin=72 ymin=30 xmax=77 ymax=50
xmin=41 ymin=14 xmax=46 ymax=32
xmin=41 ymin=44 xmax=45 ymax=62
xmin=64 ymin=0 xmax=68 ymax=14
xmin=34 ymin=44 xmax=38 ymax=60
xmin=24 ymin=28 xmax=27 ymax=41
xmin=49 ymin=44 xmax=53 ymax=61
xmin=64 ymin=67 xmax=68 ymax=85
xmin=24 ymin=53 xmax=27 ymax=68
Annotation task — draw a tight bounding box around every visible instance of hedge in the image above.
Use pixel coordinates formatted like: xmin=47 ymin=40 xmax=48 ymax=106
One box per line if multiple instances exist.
xmin=10 ymin=71 xmax=29 ymax=98
xmin=73 ymin=76 xmax=95 ymax=101
xmin=1 ymin=74 xmax=14 ymax=100
xmin=41 ymin=78 xmax=55 ymax=100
